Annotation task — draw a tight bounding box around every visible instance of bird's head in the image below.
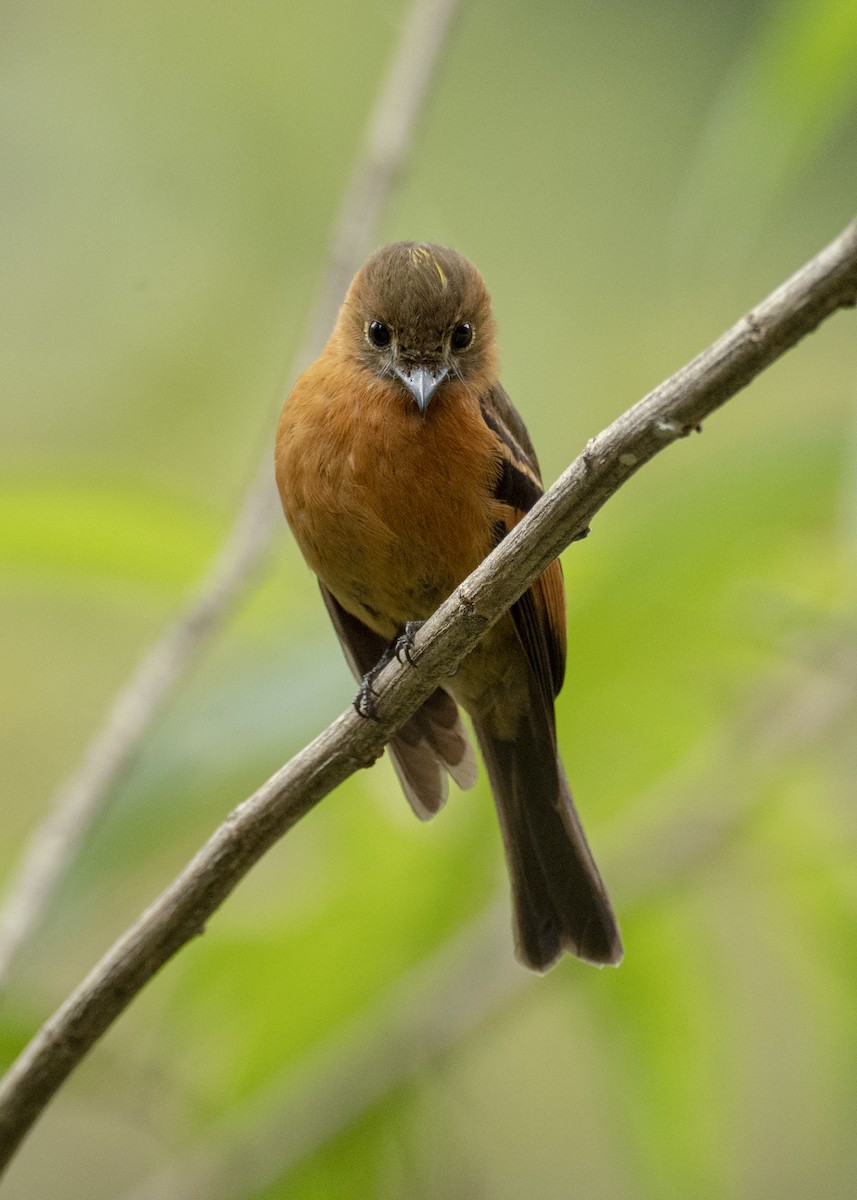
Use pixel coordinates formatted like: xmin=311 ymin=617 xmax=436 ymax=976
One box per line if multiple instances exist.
xmin=337 ymin=241 xmax=497 ymax=412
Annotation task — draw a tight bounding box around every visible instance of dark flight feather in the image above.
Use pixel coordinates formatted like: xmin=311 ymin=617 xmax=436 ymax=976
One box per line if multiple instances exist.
xmin=481 ymin=384 xmax=567 ymax=700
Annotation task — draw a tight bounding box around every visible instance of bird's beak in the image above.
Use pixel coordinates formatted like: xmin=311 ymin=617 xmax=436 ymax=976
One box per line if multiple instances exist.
xmin=394 ymin=364 xmax=449 ymax=413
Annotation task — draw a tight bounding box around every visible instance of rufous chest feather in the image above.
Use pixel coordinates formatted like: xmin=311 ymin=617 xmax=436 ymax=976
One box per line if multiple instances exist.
xmin=276 ymin=357 xmax=501 ymax=632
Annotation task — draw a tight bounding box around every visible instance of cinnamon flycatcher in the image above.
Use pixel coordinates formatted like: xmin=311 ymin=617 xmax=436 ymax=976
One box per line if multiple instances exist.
xmin=276 ymin=241 xmax=622 ymax=971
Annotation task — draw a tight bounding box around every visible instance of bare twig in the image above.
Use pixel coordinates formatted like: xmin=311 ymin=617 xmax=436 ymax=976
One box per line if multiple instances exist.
xmin=0 ymin=0 xmax=465 ymax=993
xmin=0 ymin=216 xmax=855 ymax=1171
xmin=123 ymin=908 xmax=523 ymax=1200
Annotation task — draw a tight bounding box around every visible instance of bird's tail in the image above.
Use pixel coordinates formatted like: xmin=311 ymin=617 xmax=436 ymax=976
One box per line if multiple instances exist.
xmin=473 ymin=706 xmax=622 ymax=972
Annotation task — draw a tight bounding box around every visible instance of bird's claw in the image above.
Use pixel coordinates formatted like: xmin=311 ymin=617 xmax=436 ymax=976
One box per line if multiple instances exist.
xmin=394 ymin=620 xmax=424 ymax=667
xmin=353 ymin=622 xmax=423 ymax=719
xmin=354 ymin=677 xmax=381 ymax=721
xmin=354 ymin=640 xmax=396 ymax=720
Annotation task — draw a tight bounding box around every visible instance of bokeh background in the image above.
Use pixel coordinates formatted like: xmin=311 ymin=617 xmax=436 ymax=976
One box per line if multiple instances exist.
xmin=2 ymin=0 xmax=857 ymax=1196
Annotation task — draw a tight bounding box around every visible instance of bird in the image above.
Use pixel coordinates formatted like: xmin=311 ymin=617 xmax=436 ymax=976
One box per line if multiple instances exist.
xmin=275 ymin=241 xmax=622 ymax=971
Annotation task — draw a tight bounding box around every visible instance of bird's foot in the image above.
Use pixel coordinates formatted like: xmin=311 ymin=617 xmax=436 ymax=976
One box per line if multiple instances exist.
xmin=353 ymin=622 xmax=424 ymax=719
xmin=354 ymin=675 xmax=381 ymax=721
xmin=394 ymin=620 xmax=424 ymax=667
xmin=353 ymin=641 xmax=396 ymax=720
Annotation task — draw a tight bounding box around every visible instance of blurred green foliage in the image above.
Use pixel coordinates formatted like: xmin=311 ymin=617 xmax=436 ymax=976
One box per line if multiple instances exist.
xmin=1 ymin=0 xmax=856 ymax=1197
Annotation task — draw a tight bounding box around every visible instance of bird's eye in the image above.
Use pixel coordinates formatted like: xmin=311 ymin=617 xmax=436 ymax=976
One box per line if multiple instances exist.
xmin=367 ymin=320 xmax=391 ymax=348
xmin=451 ymin=322 xmax=473 ymax=350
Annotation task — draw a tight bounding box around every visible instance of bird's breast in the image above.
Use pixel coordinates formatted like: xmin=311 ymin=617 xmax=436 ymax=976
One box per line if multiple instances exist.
xmin=276 ymin=358 xmax=500 ymax=638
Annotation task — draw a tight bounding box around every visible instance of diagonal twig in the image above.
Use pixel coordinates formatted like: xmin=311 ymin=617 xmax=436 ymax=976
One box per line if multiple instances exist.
xmin=0 ymin=0 xmax=465 ymax=994
xmin=0 ymin=215 xmax=855 ymax=1171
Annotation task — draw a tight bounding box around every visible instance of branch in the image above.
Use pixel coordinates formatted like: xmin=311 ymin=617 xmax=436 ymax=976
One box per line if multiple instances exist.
xmin=0 ymin=216 xmax=855 ymax=1173
xmin=0 ymin=0 xmax=464 ymax=993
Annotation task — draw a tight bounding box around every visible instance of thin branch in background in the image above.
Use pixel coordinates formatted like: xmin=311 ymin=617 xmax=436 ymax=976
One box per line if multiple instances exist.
xmin=124 ymin=909 xmax=522 ymax=1200
xmin=121 ymin=636 xmax=857 ymax=1200
xmin=0 ymin=0 xmax=465 ymax=994
xmin=0 ymin=214 xmax=855 ymax=1173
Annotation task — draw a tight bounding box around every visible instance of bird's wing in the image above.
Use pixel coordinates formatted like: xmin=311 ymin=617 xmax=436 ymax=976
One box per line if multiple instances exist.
xmin=480 ymin=383 xmax=567 ymax=704
xmin=319 ymin=583 xmax=477 ymax=819
xmin=474 ymin=386 xmax=620 ymax=969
